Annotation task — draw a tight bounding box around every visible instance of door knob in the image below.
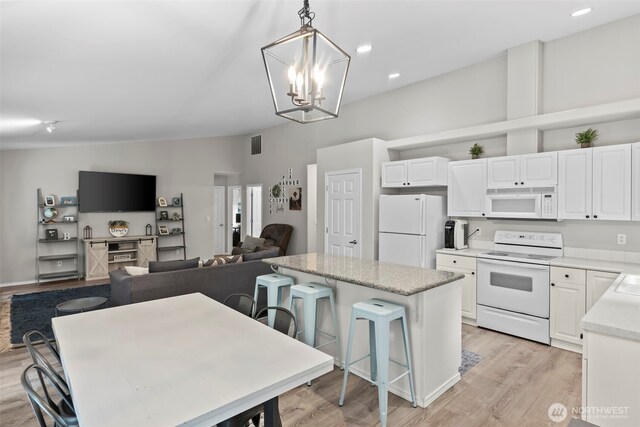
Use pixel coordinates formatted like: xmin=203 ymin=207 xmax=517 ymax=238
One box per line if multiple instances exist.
xmin=349 ymin=240 xmax=358 ymax=245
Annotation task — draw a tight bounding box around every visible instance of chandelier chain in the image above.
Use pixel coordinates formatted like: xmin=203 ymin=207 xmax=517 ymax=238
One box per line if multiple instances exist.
xmin=298 ymin=0 xmax=315 ymax=26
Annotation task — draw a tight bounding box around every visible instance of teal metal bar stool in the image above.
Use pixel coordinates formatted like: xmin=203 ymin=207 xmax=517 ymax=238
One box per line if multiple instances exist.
xmin=286 ymin=283 xmax=342 ymax=372
xmin=254 ymin=273 xmax=294 ymax=326
xmin=339 ymin=298 xmax=417 ymax=427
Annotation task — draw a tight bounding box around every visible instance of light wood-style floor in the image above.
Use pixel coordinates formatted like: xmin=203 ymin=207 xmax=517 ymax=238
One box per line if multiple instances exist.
xmin=0 ymin=280 xmax=582 ymax=427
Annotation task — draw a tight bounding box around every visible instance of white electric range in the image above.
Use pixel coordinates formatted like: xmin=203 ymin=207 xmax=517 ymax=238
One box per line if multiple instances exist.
xmin=476 ymin=231 xmax=563 ymax=344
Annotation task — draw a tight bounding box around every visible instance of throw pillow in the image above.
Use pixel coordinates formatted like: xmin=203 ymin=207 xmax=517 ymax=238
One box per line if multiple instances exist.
xmin=211 ymin=254 xmax=243 ymax=266
xmin=148 ymin=257 xmax=200 ymax=273
xmin=124 ymin=266 xmax=149 ymax=276
xmin=202 ymin=258 xmax=215 ymax=267
xmin=241 ymin=235 xmax=265 ymax=251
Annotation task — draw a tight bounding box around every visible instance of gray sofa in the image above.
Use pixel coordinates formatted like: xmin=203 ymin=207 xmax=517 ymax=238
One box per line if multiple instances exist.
xmin=109 ymin=259 xmax=273 ymax=307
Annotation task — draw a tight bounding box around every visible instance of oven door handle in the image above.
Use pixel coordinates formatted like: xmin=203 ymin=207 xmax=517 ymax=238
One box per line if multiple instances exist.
xmin=477 ymin=258 xmax=550 ymax=270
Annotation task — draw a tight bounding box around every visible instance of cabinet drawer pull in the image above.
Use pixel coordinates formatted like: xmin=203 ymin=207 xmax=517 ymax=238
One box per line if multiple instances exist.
xmin=471 ymin=272 xmax=475 ymax=275
xmin=593 ymin=215 xmax=598 ymax=219
xmin=453 ymin=260 xmax=457 ymax=263
xmin=565 ymin=274 xmax=569 ymax=278
xmin=520 ymin=182 xmax=524 ymax=185
xmin=551 ymin=283 xmax=555 ymax=286
xmin=586 ymin=215 xmax=590 ymax=218
xmin=514 ymin=182 xmax=518 ymax=185
xmin=580 ymin=333 xmax=583 ymax=339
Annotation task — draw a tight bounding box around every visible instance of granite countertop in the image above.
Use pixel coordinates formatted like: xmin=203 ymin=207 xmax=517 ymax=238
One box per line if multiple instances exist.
xmin=263 ymin=253 xmax=464 ymax=296
xmin=581 ymin=274 xmax=640 ymax=341
xmin=436 ymin=248 xmax=487 ymax=257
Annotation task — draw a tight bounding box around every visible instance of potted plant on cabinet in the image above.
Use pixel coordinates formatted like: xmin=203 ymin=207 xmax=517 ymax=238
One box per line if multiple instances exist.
xmin=469 ymin=143 xmax=484 ymax=159
xmin=108 ymin=220 xmax=129 ymax=237
xmin=575 ymin=128 xmax=598 ymax=148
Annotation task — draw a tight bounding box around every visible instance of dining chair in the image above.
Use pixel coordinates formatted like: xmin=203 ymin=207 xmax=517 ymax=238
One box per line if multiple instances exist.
xmin=21 ymin=364 xmax=78 ymax=427
xmin=217 ymin=307 xmax=298 ymax=427
xmin=23 ymin=330 xmax=69 ymax=396
xmin=223 ymin=293 xmax=256 ymax=318
xmin=255 ymin=306 xmax=298 ymax=338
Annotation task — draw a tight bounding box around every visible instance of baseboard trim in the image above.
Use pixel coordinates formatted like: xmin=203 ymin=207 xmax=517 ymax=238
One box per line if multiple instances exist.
xmin=551 ymin=338 xmax=583 ymax=354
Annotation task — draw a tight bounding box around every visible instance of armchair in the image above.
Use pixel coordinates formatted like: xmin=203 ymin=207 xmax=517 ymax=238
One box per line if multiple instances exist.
xmin=232 ymin=224 xmax=293 ymax=256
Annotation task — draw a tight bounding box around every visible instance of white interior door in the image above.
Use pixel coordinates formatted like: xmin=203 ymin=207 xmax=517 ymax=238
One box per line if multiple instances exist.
xmin=325 ymin=170 xmax=361 ymax=258
xmin=213 ymin=186 xmax=226 ymax=254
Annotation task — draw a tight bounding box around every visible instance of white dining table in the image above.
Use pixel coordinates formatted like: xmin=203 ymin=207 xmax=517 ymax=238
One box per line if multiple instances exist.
xmin=52 ymin=292 xmax=334 ymax=427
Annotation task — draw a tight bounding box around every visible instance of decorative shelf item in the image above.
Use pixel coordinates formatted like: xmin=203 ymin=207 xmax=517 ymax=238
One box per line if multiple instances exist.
xmin=108 ymin=220 xmax=129 ymax=237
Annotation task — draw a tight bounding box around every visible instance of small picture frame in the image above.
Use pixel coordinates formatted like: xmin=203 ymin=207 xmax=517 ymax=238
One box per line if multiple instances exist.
xmin=159 ymin=211 xmax=169 ymax=220
xmin=63 ymin=215 xmax=76 ymax=222
xmin=46 ymin=229 xmax=59 ymax=240
xmin=158 ymin=197 xmax=168 ymax=207
xmin=60 ymin=196 xmax=77 ymax=205
xmin=158 ymin=225 xmax=169 ymax=235
xmin=172 ymin=197 xmax=182 ymax=207
xmin=44 ymin=195 xmax=55 ymax=207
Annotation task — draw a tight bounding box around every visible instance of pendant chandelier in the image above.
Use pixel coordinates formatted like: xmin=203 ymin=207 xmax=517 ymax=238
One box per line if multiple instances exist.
xmin=261 ymin=0 xmax=350 ymax=124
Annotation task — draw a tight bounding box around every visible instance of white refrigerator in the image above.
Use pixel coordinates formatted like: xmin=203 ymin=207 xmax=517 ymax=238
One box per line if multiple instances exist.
xmin=378 ymin=194 xmax=446 ymax=268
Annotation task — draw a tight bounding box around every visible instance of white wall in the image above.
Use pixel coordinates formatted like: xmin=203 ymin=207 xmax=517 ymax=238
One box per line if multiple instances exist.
xmin=0 ymin=136 xmax=244 ymax=285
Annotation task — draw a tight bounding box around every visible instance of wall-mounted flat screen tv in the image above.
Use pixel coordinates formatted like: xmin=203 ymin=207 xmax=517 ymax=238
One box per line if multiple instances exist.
xmin=79 ymin=171 xmax=156 ymax=212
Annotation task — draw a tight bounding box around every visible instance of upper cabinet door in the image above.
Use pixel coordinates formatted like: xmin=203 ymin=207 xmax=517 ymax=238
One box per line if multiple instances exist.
xmin=448 ymin=159 xmax=487 ymax=217
xmin=520 ymin=152 xmax=558 ymax=187
xmin=487 ymin=156 xmax=520 ymax=188
xmin=381 ymin=161 xmax=407 ymax=188
xmin=406 ymin=157 xmax=448 ymax=186
xmin=632 ymin=142 xmax=640 ymax=222
xmin=558 ymin=149 xmax=592 ymax=220
xmin=592 ymin=144 xmax=632 ymax=221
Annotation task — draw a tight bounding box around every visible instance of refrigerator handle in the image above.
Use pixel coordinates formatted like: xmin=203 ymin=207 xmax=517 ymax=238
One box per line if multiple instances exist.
xmin=419 ymin=198 xmax=425 ymax=235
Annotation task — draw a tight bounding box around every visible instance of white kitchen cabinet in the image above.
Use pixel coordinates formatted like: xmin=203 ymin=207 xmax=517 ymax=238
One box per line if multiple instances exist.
xmin=632 ymin=142 xmax=640 ymax=221
xmin=550 ymin=280 xmax=586 ymax=346
xmin=381 ymin=157 xmax=448 ymax=188
xmin=583 ymin=331 xmax=640 ymax=426
xmin=381 ymin=161 xmax=407 ymax=187
xmin=447 ymin=159 xmax=487 ymax=217
xmin=558 ymin=148 xmax=593 ymax=220
xmin=520 ymin=152 xmax=558 ymax=187
xmin=487 ymin=152 xmax=557 ymax=188
xmin=436 ymin=253 xmax=476 ymax=323
xmin=586 ymin=270 xmax=619 ymax=310
xmin=592 ymin=144 xmax=632 ymax=221
xmin=487 ymin=156 xmax=520 ymax=188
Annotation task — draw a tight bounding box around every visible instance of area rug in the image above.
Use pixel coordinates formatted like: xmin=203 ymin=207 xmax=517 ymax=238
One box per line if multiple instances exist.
xmin=460 ymin=349 xmax=481 ymax=375
xmin=8 ymin=284 xmax=110 ymax=345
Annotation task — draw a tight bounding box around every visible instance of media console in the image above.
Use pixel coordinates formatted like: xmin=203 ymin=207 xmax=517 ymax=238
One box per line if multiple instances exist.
xmin=84 ymin=235 xmax=156 ymax=280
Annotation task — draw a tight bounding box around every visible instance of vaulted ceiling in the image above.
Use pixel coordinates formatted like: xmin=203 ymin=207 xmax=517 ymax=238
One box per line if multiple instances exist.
xmin=1 ymin=1 xmax=639 ymax=149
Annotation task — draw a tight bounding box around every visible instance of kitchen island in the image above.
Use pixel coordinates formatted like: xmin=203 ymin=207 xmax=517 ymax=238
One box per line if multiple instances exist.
xmin=263 ymin=253 xmax=464 ymax=408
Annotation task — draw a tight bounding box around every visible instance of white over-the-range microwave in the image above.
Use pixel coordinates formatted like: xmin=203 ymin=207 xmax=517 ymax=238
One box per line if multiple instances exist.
xmin=485 ymin=187 xmax=558 ymax=219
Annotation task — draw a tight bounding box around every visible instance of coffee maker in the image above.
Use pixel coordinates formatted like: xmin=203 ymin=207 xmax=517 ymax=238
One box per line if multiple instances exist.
xmin=444 ymin=220 xmax=468 ymax=249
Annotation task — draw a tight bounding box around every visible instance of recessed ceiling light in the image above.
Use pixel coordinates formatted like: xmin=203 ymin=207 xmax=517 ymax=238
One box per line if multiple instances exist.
xmin=388 ymin=73 xmax=400 ymax=79
xmin=571 ymin=8 xmax=592 ymax=17
xmin=356 ymin=44 xmax=373 ymax=53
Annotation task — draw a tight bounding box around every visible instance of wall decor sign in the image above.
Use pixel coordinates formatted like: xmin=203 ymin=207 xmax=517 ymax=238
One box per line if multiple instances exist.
xmin=158 ymin=197 xmax=168 ymax=207
xmin=268 ymin=168 xmax=302 ymax=214
xmin=60 ymin=196 xmax=77 ymax=205
xmin=63 ymin=215 xmax=75 ymax=222
xmin=289 ymin=187 xmax=302 ymax=211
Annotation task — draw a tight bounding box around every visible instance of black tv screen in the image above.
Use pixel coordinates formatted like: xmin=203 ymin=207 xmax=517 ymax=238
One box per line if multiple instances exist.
xmin=79 ymin=171 xmax=156 ymax=212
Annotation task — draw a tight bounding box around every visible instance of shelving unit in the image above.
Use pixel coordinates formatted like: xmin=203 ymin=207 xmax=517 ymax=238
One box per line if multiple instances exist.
xmin=36 ymin=188 xmax=81 ymax=284
xmin=155 ymin=193 xmax=186 ymax=261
